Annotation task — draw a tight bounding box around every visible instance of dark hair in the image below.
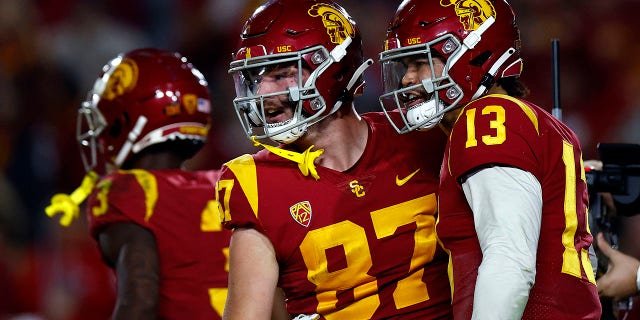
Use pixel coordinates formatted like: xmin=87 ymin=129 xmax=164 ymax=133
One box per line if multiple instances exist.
xmin=497 ymin=77 xmax=530 ymax=98
xmin=121 ymin=139 xmax=205 ymax=169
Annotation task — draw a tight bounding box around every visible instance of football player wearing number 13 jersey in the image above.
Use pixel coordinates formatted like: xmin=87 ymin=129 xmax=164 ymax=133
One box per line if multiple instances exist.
xmin=378 ymin=0 xmax=601 ymax=319
xmin=219 ymin=0 xmax=452 ymax=319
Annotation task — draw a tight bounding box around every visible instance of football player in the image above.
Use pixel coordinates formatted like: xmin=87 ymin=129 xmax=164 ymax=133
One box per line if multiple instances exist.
xmin=46 ymin=48 xmax=230 ymax=319
xmin=219 ymin=0 xmax=452 ymax=319
xmin=378 ymin=0 xmax=601 ymax=319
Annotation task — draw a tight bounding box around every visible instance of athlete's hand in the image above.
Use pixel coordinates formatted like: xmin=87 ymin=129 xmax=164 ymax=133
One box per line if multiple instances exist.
xmin=596 ymin=232 xmax=640 ymax=300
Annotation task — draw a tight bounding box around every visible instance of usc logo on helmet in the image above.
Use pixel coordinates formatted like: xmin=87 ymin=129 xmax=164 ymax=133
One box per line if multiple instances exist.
xmin=407 ymin=37 xmax=423 ymax=46
xmin=276 ymin=45 xmax=292 ymax=53
xmin=102 ymin=58 xmax=138 ymax=101
xmin=440 ymin=0 xmax=496 ymax=31
xmin=308 ymin=3 xmax=355 ymax=44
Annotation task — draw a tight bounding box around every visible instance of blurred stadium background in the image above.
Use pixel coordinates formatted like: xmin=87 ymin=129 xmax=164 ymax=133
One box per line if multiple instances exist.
xmin=0 ymin=0 xmax=638 ymax=318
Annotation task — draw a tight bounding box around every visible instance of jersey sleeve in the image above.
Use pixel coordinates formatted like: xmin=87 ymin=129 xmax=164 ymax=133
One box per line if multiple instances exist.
xmin=447 ymin=94 xmax=541 ymax=183
xmin=217 ymin=154 xmax=265 ymax=233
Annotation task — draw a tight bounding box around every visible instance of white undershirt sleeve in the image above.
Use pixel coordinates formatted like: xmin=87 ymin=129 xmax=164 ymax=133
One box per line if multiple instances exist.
xmin=462 ymin=166 xmax=543 ymax=320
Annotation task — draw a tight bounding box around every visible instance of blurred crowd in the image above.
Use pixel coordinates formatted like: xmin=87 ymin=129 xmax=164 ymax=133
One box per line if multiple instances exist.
xmin=0 ymin=0 xmax=638 ymax=319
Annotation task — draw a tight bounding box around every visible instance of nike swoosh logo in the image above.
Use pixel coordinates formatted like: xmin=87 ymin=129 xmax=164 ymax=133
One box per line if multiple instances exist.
xmin=396 ymin=169 xmax=420 ymax=186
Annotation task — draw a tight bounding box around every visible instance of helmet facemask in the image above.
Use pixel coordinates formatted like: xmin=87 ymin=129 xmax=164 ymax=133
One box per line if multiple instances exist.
xmin=77 ymin=98 xmax=107 ymax=174
xmin=230 ymin=38 xmax=358 ymax=144
xmin=379 ymin=34 xmax=464 ymax=133
xmin=231 ymin=49 xmax=316 ymax=144
xmin=76 ymin=94 xmax=149 ymax=174
xmin=379 ymin=12 xmax=509 ymax=134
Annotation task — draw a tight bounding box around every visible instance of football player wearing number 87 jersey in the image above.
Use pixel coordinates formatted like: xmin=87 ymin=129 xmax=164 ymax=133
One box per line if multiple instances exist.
xmin=219 ymin=0 xmax=452 ymax=319
xmin=378 ymin=0 xmax=601 ymax=319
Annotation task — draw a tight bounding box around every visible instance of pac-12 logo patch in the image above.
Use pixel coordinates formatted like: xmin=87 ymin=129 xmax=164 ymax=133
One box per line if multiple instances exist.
xmin=440 ymin=0 xmax=496 ymax=31
xmin=290 ymin=201 xmax=312 ymax=227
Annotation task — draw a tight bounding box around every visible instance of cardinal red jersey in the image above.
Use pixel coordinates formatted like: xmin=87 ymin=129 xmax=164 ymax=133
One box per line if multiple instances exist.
xmin=437 ymin=94 xmax=601 ymax=319
xmin=219 ymin=112 xmax=452 ymax=319
xmin=87 ymin=169 xmax=230 ymax=319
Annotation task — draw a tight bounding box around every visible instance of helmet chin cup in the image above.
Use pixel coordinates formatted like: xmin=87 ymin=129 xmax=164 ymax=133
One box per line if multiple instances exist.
xmin=266 ymin=116 xmax=308 ymax=144
xmin=406 ymin=100 xmax=444 ymax=130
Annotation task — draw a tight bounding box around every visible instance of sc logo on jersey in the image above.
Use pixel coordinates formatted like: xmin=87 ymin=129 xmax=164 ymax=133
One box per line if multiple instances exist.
xmin=349 ymin=180 xmax=365 ymax=198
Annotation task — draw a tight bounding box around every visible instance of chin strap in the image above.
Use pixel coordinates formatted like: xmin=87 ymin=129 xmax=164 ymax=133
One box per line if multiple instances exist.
xmin=45 ymin=171 xmax=99 ymax=226
xmin=250 ymin=136 xmax=324 ymax=180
